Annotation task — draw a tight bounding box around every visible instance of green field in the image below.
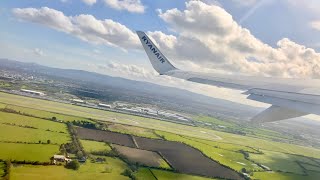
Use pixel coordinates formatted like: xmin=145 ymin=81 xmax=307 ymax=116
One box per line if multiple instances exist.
xmin=0 ymin=92 xmax=319 ymax=160
xmin=0 ymin=111 xmax=69 ymax=133
xmin=253 ymin=171 xmax=320 ymax=180
xmin=151 ymin=169 xmax=218 ymax=180
xmin=0 ymin=111 xmax=70 ymax=144
xmin=195 ymin=116 xmax=295 ymax=143
xmin=135 ymin=168 xmax=156 ymax=180
xmin=10 ymin=157 xmax=130 ymax=180
xmin=0 ymin=103 xmax=6 ymax=109
xmin=4 ymin=104 xmax=91 ymax=122
xmin=186 ymin=136 xmax=260 ymax=153
xmin=156 ymin=130 xmax=262 ymax=172
xmin=0 ymin=161 xmax=5 ymax=177
xmin=0 ymin=123 xmax=70 ymax=144
xmin=302 ymin=163 xmax=320 ymax=172
xmin=80 ymin=140 xmax=112 ymax=153
xmin=1 ymin=92 xmax=320 ymax=180
xmin=249 ymin=150 xmax=320 ymax=175
xmin=135 ymin=168 xmax=218 ymax=180
xmin=0 ymin=142 xmax=59 ymax=162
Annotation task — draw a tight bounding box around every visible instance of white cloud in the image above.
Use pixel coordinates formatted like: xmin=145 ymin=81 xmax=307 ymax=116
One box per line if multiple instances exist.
xmin=33 ymin=48 xmax=45 ymax=56
xmin=230 ymin=0 xmax=257 ymax=7
xmin=12 ymin=7 xmax=140 ymax=50
xmin=154 ymin=1 xmax=320 ymax=78
xmin=310 ymin=21 xmax=320 ymax=31
xmin=86 ymin=61 xmax=266 ymax=107
xmin=286 ymin=0 xmax=320 ymax=14
xmin=103 ymin=0 xmax=145 ymax=13
xmin=82 ymin=0 xmax=97 ymax=6
xmin=96 ymin=61 xmax=154 ymax=78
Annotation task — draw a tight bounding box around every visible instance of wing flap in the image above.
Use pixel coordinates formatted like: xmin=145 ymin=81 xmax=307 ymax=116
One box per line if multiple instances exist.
xmin=251 ymin=105 xmax=308 ymax=123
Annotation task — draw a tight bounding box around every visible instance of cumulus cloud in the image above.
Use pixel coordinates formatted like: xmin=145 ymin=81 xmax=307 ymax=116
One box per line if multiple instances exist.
xmin=103 ymin=0 xmax=145 ymax=13
xmin=154 ymin=1 xmax=320 ymax=78
xmin=12 ymin=7 xmax=140 ymax=50
xmin=82 ymin=0 xmax=97 ymax=6
xmin=88 ymin=61 xmax=156 ymax=80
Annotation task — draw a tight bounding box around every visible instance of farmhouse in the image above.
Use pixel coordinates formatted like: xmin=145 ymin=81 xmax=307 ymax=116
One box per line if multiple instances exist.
xmin=20 ymin=89 xmax=45 ymax=96
xmin=98 ymin=103 xmax=111 ymax=108
xmin=52 ymin=155 xmax=71 ymax=164
xmin=71 ymin=99 xmax=85 ymax=104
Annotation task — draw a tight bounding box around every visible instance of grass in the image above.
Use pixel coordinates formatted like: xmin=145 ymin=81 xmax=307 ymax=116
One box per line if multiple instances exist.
xmin=5 ymin=104 xmax=91 ymax=122
xmin=0 ymin=161 xmax=5 ymax=177
xmin=0 ymin=103 xmax=6 ymax=109
xmin=134 ymin=168 xmax=218 ymax=180
xmin=195 ymin=116 xmax=293 ymax=142
xmin=249 ymin=150 xmax=320 ymax=175
xmin=0 ymin=111 xmax=70 ymax=144
xmin=10 ymin=157 xmax=130 ymax=180
xmin=134 ymin=168 xmax=156 ymax=180
xmin=0 ymin=142 xmax=59 ymax=162
xmin=1 ymin=91 xmax=320 ymax=177
xmin=301 ymin=163 xmax=320 ymax=172
xmin=0 ymin=92 xmax=319 ymax=160
xmin=156 ymin=130 xmax=262 ymax=172
xmin=150 ymin=169 xmax=218 ymax=180
xmin=186 ymin=136 xmax=260 ymax=153
xmin=107 ymin=124 xmax=160 ymax=139
xmin=0 ymin=123 xmax=70 ymax=144
xmin=80 ymin=140 xmax=112 ymax=153
xmin=0 ymin=111 xmax=69 ymax=133
xmin=253 ymin=171 xmax=320 ymax=180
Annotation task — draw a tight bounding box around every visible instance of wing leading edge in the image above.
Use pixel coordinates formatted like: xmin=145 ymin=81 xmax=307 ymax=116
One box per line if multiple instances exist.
xmin=136 ymin=31 xmax=320 ymax=122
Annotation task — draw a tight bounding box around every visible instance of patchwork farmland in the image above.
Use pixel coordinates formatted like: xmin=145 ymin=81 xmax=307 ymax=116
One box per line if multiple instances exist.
xmin=0 ymin=92 xmax=319 ymax=179
xmin=76 ymin=127 xmax=243 ymax=179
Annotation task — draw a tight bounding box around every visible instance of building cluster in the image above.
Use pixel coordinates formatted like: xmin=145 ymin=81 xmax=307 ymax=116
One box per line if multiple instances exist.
xmin=20 ymin=89 xmax=46 ymax=96
xmin=0 ymin=69 xmax=45 ymax=81
xmin=117 ymin=106 xmax=190 ymax=122
xmin=51 ymin=155 xmax=72 ymax=164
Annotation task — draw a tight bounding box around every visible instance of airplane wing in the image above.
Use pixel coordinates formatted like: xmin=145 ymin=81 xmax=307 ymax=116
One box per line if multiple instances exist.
xmin=136 ymin=31 xmax=320 ymax=122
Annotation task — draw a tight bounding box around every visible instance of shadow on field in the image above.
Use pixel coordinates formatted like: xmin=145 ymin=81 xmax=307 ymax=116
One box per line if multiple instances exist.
xmin=76 ymin=127 xmax=243 ymax=180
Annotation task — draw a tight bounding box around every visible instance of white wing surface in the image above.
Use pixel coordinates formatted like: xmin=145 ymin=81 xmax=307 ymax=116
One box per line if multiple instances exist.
xmin=137 ymin=31 xmax=320 ymax=122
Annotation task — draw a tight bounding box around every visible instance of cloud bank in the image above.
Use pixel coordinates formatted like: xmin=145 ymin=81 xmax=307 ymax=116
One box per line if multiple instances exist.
xmin=12 ymin=7 xmax=140 ymax=50
xmin=12 ymin=1 xmax=320 ymax=79
xmin=153 ymin=1 xmax=320 ymax=78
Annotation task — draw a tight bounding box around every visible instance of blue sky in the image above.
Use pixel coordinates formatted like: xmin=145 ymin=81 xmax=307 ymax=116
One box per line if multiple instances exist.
xmin=1 ymin=0 xmax=319 ymax=67
xmin=1 ymin=0 xmax=320 ymax=111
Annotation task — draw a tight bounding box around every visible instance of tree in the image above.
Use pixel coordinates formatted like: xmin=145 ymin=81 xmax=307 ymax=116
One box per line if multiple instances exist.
xmin=38 ymin=140 xmax=41 ymax=144
xmin=76 ymin=151 xmax=84 ymax=159
xmin=65 ymin=160 xmax=80 ymax=170
xmin=47 ymin=140 xmax=51 ymax=144
xmin=52 ymin=117 xmax=57 ymax=121
xmin=241 ymin=168 xmax=247 ymax=173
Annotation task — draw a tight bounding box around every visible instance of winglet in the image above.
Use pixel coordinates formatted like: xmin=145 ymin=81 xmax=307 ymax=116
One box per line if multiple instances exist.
xmin=136 ymin=31 xmax=177 ymax=75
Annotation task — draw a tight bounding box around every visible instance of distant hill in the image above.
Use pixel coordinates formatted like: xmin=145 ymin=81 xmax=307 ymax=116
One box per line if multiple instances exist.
xmin=0 ymin=58 xmax=260 ymax=120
